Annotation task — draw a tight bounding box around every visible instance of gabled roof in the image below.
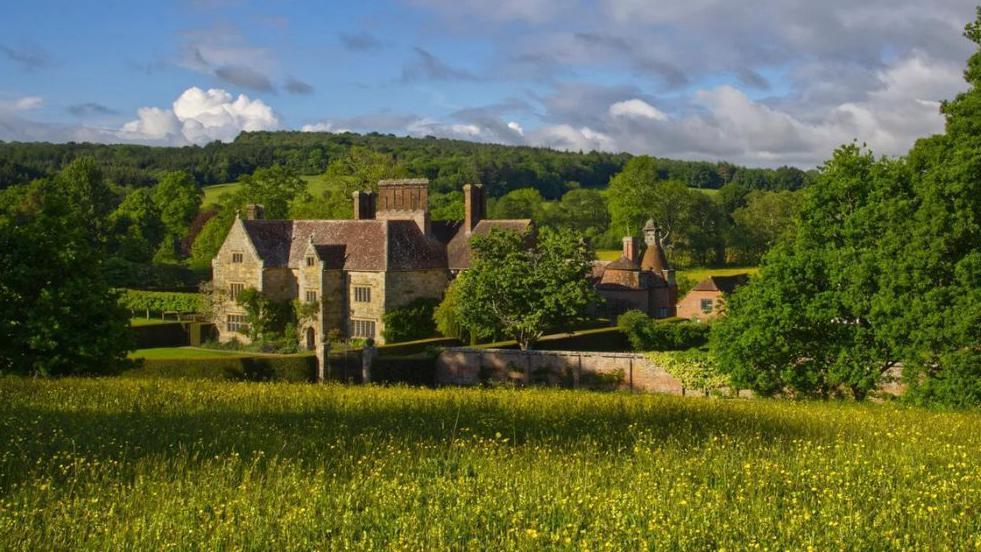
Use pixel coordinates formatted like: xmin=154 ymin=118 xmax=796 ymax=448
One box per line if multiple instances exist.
xmin=692 ymin=274 xmax=750 ymax=294
xmin=241 ymin=219 xmax=446 ymax=272
xmin=447 ymin=219 xmax=533 ymax=270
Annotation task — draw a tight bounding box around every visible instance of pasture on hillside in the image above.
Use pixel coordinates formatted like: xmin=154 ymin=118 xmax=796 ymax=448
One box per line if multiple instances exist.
xmin=0 ymin=379 xmax=977 ymax=549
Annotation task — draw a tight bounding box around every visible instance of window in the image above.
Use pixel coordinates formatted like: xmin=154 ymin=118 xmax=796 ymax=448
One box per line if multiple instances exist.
xmin=700 ymin=298 xmax=715 ymax=314
xmin=306 ymin=256 xmax=316 ymax=267
xmin=656 ymin=307 xmax=669 ymax=318
xmin=354 ymin=286 xmax=371 ymax=303
xmin=306 ymin=290 xmax=318 ymax=303
xmin=232 ymin=252 xmax=243 ymax=263
xmin=351 ymin=319 xmax=376 ymax=339
xmin=227 ymin=314 xmax=250 ymax=333
xmin=229 ymin=283 xmax=245 ymax=300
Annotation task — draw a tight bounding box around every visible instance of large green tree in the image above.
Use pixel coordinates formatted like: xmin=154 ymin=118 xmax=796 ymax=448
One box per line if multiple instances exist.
xmin=729 ymin=190 xmax=802 ymax=264
xmin=315 ymin=147 xmax=410 ymax=219
xmin=235 ymin=165 xmax=306 ymax=220
xmin=0 ymin=177 xmax=131 ymax=376
xmin=713 ymin=11 xmax=981 ymax=405
xmin=153 ymin=171 xmax=203 ymax=238
xmin=450 ymin=227 xmax=598 ymax=350
xmin=110 ymin=187 xmax=165 ymax=263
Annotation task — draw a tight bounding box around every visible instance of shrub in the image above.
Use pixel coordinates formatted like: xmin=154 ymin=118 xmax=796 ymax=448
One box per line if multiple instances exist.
xmin=617 ymin=310 xmax=710 ymax=351
xmin=383 ymin=298 xmax=440 ymax=343
xmin=648 ymin=350 xmax=729 ymax=392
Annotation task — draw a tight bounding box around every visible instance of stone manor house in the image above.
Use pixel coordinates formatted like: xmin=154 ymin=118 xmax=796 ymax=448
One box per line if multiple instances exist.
xmin=212 ymin=180 xmax=530 ymax=346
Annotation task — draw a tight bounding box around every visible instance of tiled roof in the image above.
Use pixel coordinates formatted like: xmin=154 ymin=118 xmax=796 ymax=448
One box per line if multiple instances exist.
xmin=447 ymin=219 xmax=533 ymax=270
xmin=604 ymin=255 xmax=640 ymax=270
xmin=692 ymin=274 xmax=750 ymax=294
xmin=242 ymin=219 xmax=446 ymax=272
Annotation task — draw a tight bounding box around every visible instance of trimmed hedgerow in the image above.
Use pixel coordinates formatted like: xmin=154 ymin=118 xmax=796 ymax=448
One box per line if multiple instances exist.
xmin=119 ymin=289 xmax=204 ymax=318
xmin=617 ymin=311 xmax=710 ymax=351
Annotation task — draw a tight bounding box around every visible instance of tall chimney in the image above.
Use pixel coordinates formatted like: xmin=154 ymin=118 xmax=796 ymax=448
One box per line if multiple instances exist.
xmin=622 ymin=236 xmax=636 ymax=262
xmin=352 ymin=191 xmax=377 ymax=220
xmin=376 ymin=179 xmax=430 ymax=234
xmin=464 ymin=184 xmax=485 ymax=233
xmin=244 ymin=204 xmax=264 ymax=220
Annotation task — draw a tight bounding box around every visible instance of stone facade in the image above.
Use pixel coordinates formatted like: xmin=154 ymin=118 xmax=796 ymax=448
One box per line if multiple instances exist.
xmin=211 ymin=181 xmax=527 ymax=348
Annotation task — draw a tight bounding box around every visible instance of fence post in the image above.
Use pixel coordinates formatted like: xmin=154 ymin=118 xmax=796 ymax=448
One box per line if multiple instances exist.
xmin=628 ymin=355 xmax=634 ymax=391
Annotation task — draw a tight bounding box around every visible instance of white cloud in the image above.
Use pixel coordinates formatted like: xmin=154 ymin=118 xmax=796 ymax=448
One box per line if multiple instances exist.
xmin=507 ymin=121 xmax=524 ymax=135
xmin=121 ymin=87 xmax=279 ymax=145
xmin=301 ymin=121 xmax=351 ymax=133
xmin=609 ymin=98 xmax=667 ymax=121
xmin=0 ymin=96 xmax=43 ymax=111
xmin=528 ymin=124 xmax=617 ymax=152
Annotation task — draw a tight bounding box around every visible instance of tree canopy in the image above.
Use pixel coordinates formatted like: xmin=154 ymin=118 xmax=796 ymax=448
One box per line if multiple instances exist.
xmin=448 ymin=227 xmax=598 ymax=350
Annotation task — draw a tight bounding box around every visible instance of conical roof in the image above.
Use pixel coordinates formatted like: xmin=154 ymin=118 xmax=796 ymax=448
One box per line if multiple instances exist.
xmin=640 ymin=221 xmax=669 ymax=273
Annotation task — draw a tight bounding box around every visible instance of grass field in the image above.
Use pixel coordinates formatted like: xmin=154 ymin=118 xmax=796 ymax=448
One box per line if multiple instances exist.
xmin=129 ymin=318 xmax=181 ymax=327
xmin=202 ymin=175 xmax=332 ymax=206
xmin=0 ymin=379 xmax=977 ymax=549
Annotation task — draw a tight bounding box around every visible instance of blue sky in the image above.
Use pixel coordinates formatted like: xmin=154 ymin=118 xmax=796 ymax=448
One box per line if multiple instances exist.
xmin=0 ymin=0 xmax=977 ymax=167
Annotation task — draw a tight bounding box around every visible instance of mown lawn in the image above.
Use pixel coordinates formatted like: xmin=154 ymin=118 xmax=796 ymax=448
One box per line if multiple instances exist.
xmin=128 ymin=347 xmax=316 ymax=360
xmin=0 ymin=379 xmax=977 ymax=549
xmin=129 ymin=318 xmax=181 ymax=327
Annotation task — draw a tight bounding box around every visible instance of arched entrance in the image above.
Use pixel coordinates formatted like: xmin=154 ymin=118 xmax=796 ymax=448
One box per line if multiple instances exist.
xmin=305 ymin=327 xmax=316 ymax=350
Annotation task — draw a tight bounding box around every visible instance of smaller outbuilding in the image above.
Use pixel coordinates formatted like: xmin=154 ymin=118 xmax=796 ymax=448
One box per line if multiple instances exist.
xmin=676 ymin=274 xmax=750 ymax=321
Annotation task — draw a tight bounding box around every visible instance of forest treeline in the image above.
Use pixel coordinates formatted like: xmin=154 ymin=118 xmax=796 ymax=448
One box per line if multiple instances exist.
xmin=0 ymin=131 xmax=812 ymax=198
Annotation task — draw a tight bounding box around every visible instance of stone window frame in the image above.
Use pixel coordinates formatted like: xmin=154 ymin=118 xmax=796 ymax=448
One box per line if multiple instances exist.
xmin=700 ymin=298 xmax=714 ymax=313
xmin=353 ymin=286 xmax=372 ymax=303
xmin=305 ymin=290 xmax=318 ymax=303
xmin=231 ymin=251 xmax=244 ymax=263
xmin=227 ymin=314 xmax=250 ymax=334
xmin=305 ymin=255 xmax=316 ymax=267
xmin=351 ymin=318 xmax=376 ymax=339
xmin=229 ymin=282 xmax=245 ymax=301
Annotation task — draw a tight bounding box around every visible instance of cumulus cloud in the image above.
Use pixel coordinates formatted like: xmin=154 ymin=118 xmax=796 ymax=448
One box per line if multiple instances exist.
xmin=609 ymin=99 xmax=667 ymax=121
xmin=121 ymin=87 xmax=279 ymax=145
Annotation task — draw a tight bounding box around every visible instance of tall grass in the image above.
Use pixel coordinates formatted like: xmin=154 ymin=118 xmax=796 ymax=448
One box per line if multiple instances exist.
xmin=0 ymin=379 xmax=977 ymax=549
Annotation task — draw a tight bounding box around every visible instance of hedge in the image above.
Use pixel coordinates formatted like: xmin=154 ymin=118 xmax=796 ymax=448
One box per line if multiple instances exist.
xmin=381 ymin=298 xmax=440 ymax=343
xmin=130 ymin=322 xmax=217 ymax=348
xmin=617 ymin=311 xmax=711 ymax=351
xmin=120 ymin=289 xmax=204 ymax=318
xmin=122 ymin=354 xmax=437 ymax=386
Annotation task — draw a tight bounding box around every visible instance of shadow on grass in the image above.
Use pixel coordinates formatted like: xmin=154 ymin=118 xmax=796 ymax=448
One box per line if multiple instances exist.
xmin=0 ymin=387 xmax=859 ymax=491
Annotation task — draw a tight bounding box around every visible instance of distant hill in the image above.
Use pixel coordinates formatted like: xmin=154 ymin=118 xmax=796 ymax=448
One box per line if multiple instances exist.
xmin=0 ymin=131 xmax=811 ymax=197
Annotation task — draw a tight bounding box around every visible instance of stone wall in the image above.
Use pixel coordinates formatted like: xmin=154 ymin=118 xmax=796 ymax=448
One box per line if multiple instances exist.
xmin=347 ymin=271 xmax=386 ymax=341
xmin=437 ymin=348 xmax=707 ymax=395
xmin=212 ymin=219 xmax=264 ymax=343
xmin=385 ymin=269 xmax=447 ymax=310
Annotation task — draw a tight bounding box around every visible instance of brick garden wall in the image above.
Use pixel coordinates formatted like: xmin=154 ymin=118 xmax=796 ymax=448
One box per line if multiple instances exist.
xmin=438 ymin=348 xmax=714 ymax=396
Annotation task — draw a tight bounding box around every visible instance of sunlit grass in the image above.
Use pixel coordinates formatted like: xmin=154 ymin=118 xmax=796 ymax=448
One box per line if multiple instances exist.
xmin=129 ymin=318 xmax=181 ymax=327
xmin=127 ymin=347 xmax=253 ymax=360
xmin=202 ymin=175 xmax=334 ymax=207
xmin=0 ymin=379 xmax=977 ymax=549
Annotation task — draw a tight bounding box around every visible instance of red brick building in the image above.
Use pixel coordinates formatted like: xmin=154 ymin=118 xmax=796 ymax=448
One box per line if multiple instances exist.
xmin=676 ymin=274 xmax=749 ymax=321
xmin=592 ymin=219 xmax=677 ymax=319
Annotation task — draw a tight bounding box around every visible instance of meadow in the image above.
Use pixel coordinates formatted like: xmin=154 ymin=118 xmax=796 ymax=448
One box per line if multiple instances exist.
xmin=0 ymin=379 xmax=977 ymax=550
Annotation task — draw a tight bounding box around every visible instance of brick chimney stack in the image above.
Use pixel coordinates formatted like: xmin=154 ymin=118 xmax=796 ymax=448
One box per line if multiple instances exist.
xmin=375 ymin=179 xmax=430 ymax=234
xmin=464 ymin=184 xmax=486 ymax=233
xmin=622 ymin=236 xmax=637 ymax=262
xmin=352 ymin=191 xmax=377 ymax=220
xmin=244 ymin=204 xmax=264 ymax=220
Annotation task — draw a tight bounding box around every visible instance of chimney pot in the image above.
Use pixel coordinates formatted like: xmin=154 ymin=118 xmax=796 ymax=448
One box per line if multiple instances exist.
xmin=622 ymin=236 xmax=636 ymax=262
xmin=244 ymin=204 xmax=264 ymax=220
xmin=464 ymin=184 xmax=486 ymax=233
